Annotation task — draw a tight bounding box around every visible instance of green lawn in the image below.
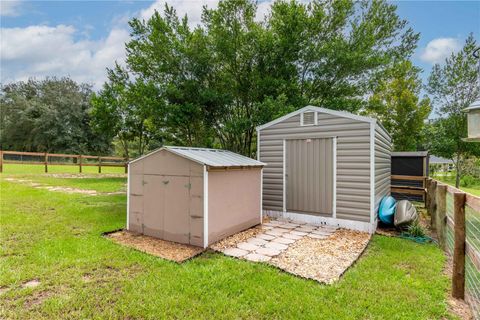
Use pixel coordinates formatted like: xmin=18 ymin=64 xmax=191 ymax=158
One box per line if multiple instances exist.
xmin=1 ymin=163 xmax=125 ymax=175
xmin=432 ymin=174 xmax=480 ymax=197
xmin=0 ymin=174 xmax=456 ymax=319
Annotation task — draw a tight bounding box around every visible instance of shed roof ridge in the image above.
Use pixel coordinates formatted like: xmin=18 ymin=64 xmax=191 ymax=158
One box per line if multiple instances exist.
xmin=256 ymin=105 xmax=376 ymax=131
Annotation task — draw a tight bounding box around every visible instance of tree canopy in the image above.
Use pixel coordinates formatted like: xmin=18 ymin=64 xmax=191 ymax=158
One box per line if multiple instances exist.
xmin=0 ymin=78 xmax=111 ymax=154
xmin=92 ymin=0 xmax=419 ymax=157
xmin=425 ymin=34 xmax=480 ymax=187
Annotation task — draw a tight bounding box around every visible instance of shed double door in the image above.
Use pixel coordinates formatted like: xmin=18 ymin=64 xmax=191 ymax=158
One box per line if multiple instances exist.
xmin=142 ymin=175 xmax=190 ymax=244
xmin=286 ymin=138 xmax=334 ymax=216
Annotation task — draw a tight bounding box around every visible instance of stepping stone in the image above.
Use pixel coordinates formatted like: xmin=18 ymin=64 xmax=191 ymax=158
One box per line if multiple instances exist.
xmin=273 ymin=237 xmax=296 ymax=245
xmin=311 ymin=230 xmax=333 ymax=236
xmin=277 ymin=224 xmax=298 ymax=229
xmin=255 ymin=247 xmax=282 ymax=257
xmin=290 ymin=230 xmax=308 ymax=236
xmin=257 ymin=234 xmax=276 ymax=241
xmin=223 ymin=248 xmax=249 ymax=257
xmin=270 ymin=228 xmax=289 ymax=233
xmin=296 ymin=227 xmax=316 ymax=233
xmin=282 ymin=233 xmax=303 ymax=240
xmin=262 ymin=222 xmax=277 ymax=227
xmin=237 ymin=242 xmax=259 ymax=251
xmin=265 ymin=242 xmax=288 ymax=250
xmin=244 ymin=253 xmax=271 ymax=262
xmin=247 ymin=237 xmax=268 ymax=246
xmin=269 ymin=220 xmax=285 ymax=225
xmin=308 ymin=234 xmax=328 ymax=239
xmin=260 ymin=226 xmax=273 ymax=230
xmin=265 ymin=230 xmax=285 ymax=237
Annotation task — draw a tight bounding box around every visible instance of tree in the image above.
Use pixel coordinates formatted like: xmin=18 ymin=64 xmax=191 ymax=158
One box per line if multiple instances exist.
xmin=90 ymin=64 xmax=162 ymax=159
xmin=97 ymin=0 xmax=418 ymax=157
xmin=0 ymin=78 xmax=111 ymax=154
xmin=426 ymin=34 xmax=480 ymax=187
xmin=366 ymin=61 xmax=431 ymax=151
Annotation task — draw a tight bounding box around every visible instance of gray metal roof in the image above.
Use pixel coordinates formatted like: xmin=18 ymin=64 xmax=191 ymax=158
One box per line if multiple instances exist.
xmin=391 ymin=151 xmax=429 ymax=157
xmin=429 ymin=156 xmax=454 ymax=164
xmin=165 ymin=146 xmax=265 ymax=167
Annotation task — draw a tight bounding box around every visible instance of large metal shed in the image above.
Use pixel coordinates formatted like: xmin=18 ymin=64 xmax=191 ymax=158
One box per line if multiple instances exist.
xmin=257 ymin=106 xmax=392 ymax=233
xmin=127 ymin=146 xmax=265 ymax=248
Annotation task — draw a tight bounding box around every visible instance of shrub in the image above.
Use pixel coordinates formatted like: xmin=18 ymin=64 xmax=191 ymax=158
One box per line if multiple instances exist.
xmin=460 ymin=175 xmax=476 ymax=187
xmin=406 ymin=222 xmax=425 ymax=238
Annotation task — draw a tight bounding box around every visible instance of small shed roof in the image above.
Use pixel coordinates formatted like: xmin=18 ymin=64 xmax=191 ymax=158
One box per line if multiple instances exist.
xmin=391 ymin=151 xmax=428 ymax=157
xmin=130 ymin=146 xmax=265 ymax=167
xmin=429 ymin=156 xmax=454 ymax=164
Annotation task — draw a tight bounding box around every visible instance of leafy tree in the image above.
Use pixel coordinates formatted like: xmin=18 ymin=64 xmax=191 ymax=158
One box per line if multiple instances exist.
xmin=96 ymin=0 xmax=418 ymax=157
xmin=366 ymin=61 xmax=431 ymax=151
xmin=426 ymin=34 xmax=480 ymax=187
xmin=90 ymin=64 xmax=162 ymax=159
xmin=0 ymin=78 xmax=110 ymax=154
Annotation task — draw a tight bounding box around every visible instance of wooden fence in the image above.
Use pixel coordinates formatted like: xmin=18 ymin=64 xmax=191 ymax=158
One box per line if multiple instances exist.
xmin=427 ymin=179 xmax=480 ymax=319
xmin=0 ymin=150 xmax=128 ymax=173
xmin=391 ymin=174 xmax=427 ymax=202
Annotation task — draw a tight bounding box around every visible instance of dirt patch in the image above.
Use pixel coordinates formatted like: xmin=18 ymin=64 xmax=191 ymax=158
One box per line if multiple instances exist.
xmin=0 ymin=286 xmax=10 ymax=295
xmin=3 ymin=177 xmax=124 ymax=196
xmin=270 ymin=229 xmax=371 ymax=284
xmin=24 ymin=290 xmax=53 ymax=309
xmin=107 ymin=230 xmax=204 ymax=263
xmin=22 ymin=279 xmax=40 ymax=289
xmin=447 ymin=296 xmax=474 ymax=320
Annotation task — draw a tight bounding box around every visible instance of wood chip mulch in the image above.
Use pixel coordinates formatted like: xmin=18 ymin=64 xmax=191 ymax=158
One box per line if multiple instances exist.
xmin=270 ymin=229 xmax=371 ymax=284
xmin=210 ymin=225 xmax=264 ymax=251
xmin=107 ymin=230 xmax=204 ymax=263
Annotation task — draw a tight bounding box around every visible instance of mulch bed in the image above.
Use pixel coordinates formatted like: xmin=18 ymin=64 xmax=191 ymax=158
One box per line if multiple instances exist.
xmin=106 ymin=230 xmax=204 ymax=263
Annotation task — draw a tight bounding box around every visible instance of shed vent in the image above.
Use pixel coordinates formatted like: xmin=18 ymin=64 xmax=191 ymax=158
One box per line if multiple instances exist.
xmin=301 ymin=111 xmax=316 ymax=126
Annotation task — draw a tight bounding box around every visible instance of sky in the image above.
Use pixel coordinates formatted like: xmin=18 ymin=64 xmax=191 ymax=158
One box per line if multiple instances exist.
xmin=0 ymin=0 xmax=479 ymax=90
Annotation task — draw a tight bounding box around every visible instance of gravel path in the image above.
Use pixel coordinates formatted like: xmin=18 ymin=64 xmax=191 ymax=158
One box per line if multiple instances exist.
xmin=211 ymin=219 xmax=370 ymax=284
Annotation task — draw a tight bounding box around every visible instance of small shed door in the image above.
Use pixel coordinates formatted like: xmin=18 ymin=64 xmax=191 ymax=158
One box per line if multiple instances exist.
xmin=286 ymin=138 xmax=334 ymax=215
xmin=142 ymin=175 xmax=191 ymax=244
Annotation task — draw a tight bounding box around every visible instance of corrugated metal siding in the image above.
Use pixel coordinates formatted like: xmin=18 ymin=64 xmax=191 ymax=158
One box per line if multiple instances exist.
xmin=286 ymin=138 xmax=333 ymax=215
xmin=374 ymin=123 xmax=392 ymax=214
xmin=259 ymin=112 xmax=372 ymax=222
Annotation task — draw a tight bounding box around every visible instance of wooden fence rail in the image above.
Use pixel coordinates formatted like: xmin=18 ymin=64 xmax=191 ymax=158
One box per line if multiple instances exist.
xmin=0 ymin=150 xmax=128 ymax=174
xmin=428 ymin=178 xmax=480 ymax=318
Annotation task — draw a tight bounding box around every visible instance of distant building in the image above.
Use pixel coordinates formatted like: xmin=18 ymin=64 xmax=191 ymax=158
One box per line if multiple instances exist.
xmin=429 ymin=155 xmax=454 ymax=172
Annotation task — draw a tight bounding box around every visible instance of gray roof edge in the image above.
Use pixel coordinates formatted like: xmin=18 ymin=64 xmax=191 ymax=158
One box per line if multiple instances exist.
xmin=391 ymin=151 xmax=429 ymax=157
xmin=256 ymin=105 xmax=375 ymax=131
xmin=129 ymin=146 xmax=266 ymax=167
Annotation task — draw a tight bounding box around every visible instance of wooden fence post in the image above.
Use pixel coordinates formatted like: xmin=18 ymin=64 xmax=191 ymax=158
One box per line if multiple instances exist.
xmin=430 ymin=180 xmax=437 ymax=231
xmin=79 ymin=155 xmax=82 ymax=173
xmin=124 ymin=160 xmax=128 ymax=174
xmin=452 ymin=192 xmax=466 ymax=299
xmin=0 ymin=150 xmax=3 ymax=173
xmin=426 ymin=178 xmax=431 ymax=209
xmin=98 ymin=156 xmax=102 ymax=174
xmin=436 ymin=184 xmax=447 ymax=250
xmin=44 ymin=152 xmax=48 ymax=173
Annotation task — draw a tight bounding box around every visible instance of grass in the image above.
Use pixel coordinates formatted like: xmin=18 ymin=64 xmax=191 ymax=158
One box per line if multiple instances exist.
xmin=0 ymin=173 xmax=457 ymax=319
xmin=432 ymin=174 xmax=480 ymax=197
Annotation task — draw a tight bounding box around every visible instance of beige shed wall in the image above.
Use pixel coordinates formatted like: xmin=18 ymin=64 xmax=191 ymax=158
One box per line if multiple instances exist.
xmin=207 ymin=168 xmax=262 ymax=245
xmin=259 ymin=111 xmax=372 ymax=222
xmin=127 ymin=149 xmax=204 ymax=247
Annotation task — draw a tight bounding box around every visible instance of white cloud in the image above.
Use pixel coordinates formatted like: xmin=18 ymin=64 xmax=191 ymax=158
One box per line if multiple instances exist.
xmin=0 ymin=0 xmax=22 ymax=16
xmin=0 ymin=25 xmax=129 ymax=89
xmin=139 ymin=0 xmax=219 ymax=27
xmin=0 ymin=0 xmax=285 ymax=89
xmin=420 ymin=38 xmax=461 ymax=64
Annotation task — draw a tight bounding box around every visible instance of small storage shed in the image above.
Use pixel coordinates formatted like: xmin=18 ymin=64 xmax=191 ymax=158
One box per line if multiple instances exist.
xmin=127 ymin=146 xmax=265 ymax=248
xmin=257 ymin=106 xmax=392 ymax=233
xmin=391 ymin=151 xmax=429 ymax=202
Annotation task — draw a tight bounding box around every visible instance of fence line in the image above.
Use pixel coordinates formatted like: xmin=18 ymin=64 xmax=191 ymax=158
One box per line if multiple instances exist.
xmin=0 ymin=150 xmax=128 ymax=174
xmin=428 ymin=179 xmax=480 ymax=319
